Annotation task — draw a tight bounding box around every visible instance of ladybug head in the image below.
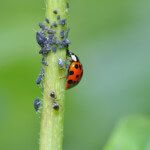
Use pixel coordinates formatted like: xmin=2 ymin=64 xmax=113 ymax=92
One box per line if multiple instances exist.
xmin=70 ymin=52 xmax=79 ymax=62
xmin=67 ymin=49 xmax=79 ymax=62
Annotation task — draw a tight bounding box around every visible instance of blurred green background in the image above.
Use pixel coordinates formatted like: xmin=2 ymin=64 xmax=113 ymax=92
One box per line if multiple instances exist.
xmin=1 ymin=0 xmax=150 ymax=149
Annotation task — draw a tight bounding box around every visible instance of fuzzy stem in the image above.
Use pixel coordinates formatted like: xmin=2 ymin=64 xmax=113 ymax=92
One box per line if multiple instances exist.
xmin=39 ymin=0 xmax=67 ymax=150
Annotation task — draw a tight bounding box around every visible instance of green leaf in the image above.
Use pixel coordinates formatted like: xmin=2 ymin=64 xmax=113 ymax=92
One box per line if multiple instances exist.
xmin=103 ymin=115 xmax=150 ymax=150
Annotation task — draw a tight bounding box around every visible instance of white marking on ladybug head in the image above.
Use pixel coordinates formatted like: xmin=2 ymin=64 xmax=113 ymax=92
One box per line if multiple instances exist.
xmin=71 ymin=54 xmax=77 ymax=62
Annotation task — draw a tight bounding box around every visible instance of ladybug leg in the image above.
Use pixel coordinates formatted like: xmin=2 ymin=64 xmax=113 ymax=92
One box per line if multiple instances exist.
xmin=66 ymin=58 xmax=72 ymax=62
xmin=59 ymin=67 xmax=66 ymax=70
xmin=59 ymin=76 xmax=66 ymax=79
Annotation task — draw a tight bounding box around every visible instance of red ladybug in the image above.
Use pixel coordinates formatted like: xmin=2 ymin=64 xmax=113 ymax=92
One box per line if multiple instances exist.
xmin=66 ymin=51 xmax=83 ymax=89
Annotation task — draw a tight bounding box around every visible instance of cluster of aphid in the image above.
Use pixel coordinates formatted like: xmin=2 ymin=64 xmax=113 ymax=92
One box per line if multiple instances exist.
xmin=34 ymin=3 xmax=83 ymax=112
xmin=36 ymin=9 xmax=71 ymax=59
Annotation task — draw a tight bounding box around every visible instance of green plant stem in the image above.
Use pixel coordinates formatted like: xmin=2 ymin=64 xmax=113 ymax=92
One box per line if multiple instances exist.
xmin=39 ymin=0 xmax=67 ymax=150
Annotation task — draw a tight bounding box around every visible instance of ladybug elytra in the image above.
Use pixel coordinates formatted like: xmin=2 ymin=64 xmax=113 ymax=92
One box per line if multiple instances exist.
xmin=66 ymin=51 xmax=83 ymax=89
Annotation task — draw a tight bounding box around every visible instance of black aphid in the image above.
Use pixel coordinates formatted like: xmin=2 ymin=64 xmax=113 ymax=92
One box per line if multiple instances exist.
xmin=39 ymin=49 xmax=43 ymax=54
xmin=45 ymin=18 xmax=50 ymax=24
xmin=47 ymin=29 xmax=56 ymax=34
xmin=41 ymin=47 xmax=46 ymax=52
xmin=67 ymin=2 xmax=69 ymax=8
xmin=39 ymin=23 xmax=48 ymax=30
xmin=65 ymin=61 xmax=69 ymax=67
xmin=57 ymin=15 xmax=60 ymax=20
xmin=58 ymin=45 xmax=63 ymax=49
xmin=52 ymin=40 xmax=57 ymax=45
xmin=48 ymin=34 xmax=53 ymax=39
xmin=59 ymin=19 xmax=66 ymax=27
xmin=58 ymin=58 xmax=64 ymax=67
xmin=42 ymin=58 xmax=48 ymax=66
xmin=52 ymin=36 xmax=57 ymax=45
xmin=45 ymin=43 xmax=51 ymax=51
xmin=53 ymin=22 xmax=57 ymax=27
xmin=42 ymin=60 xmax=48 ymax=66
xmin=34 ymin=97 xmax=41 ymax=112
xmin=58 ymin=40 xmax=63 ymax=45
xmin=41 ymin=67 xmax=45 ymax=76
xmin=55 ymin=41 xmax=59 ymax=45
xmin=60 ymin=30 xmax=64 ymax=38
xmin=36 ymin=74 xmax=43 ymax=85
xmin=42 ymin=53 xmax=48 ymax=57
xmin=52 ymin=46 xmax=57 ymax=52
xmin=48 ymin=39 xmax=53 ymax=45
xmin=65 ymin=39 xmax=71 ymax=45
xmin=36 ymin=32 xmax=47 ymax=47
xmin=53 ymin=10 xmax=58 ymax=14
xmin=52 ymin=38 xmax=58 ymax=45
xmin=62 ymin=37 xmax=67 ymax=46
xmin=39 ymin=47 xmax=48 ymax=56
xmin=66 ymin=27 xmax=70 ymax=38
xmin=50 ymin=24 xmax=53 ymax=28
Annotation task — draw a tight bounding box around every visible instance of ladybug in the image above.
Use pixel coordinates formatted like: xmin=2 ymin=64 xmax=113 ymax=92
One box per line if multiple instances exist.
xmin=66 ymin=50 xmax=83 ymax=89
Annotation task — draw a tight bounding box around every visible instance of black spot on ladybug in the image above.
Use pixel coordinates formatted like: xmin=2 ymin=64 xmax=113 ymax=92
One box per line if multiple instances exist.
xmin=75 ymin=64 xmax=78 ymax=69
xmin=76 ymin=75 xmax=79 ymax=78
xmin=69 ymin=71 xmax=74 ymax=75
xmin=79 ymin=64 xmax=82 ymax=70
xmin=73 ymin=81 xmax=77 ymax=85
xmin=68 ymin=80 xmax=73 ymax=84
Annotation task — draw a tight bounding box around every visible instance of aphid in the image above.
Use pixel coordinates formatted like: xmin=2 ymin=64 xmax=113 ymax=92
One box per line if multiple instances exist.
xmin=39 ymin=23 xmax=48 ymax=30
xmin=60 ymin=30 xmax=64 ymax=38
xmin=65 ymin=61 xmax=69 ymax=68
xmin=41 ymin=67 xmax=45 ymax=76
xmin=50 ymin=24 xmax=53 ymax=28
xmin=58 ymin=45 xmax=63 ymax=49
xmin=36 ymin=32 xmax=47 ymax=47
xmin=42 ymin=52 xmax=48 ymax=57
xmin=36 ymin=74 xmax=43 ymax=85
xmin=45 ymin=43 xmax=51 ymax=51
xmin=62 ymin=37 xmax=67 ymax=46
xmin=58 ymin=40 xmax=63 ymax=45
xmin=53 ymin=10 xmax=57 ymax=14
xmin=57 ymin=15 xmax=60 ymax=20
xmin=52 ymin=46 xmax=57 ymax=52
xmin=42 ymin=57 xmax=48 ymax=66
xmin=66 ymin=27 xmax=70 ymax=38
xmin=48 ymin=39 xmax=53 ymax=45
xmin=66 ymin=50 xmax=83 ymax=89
xmin=39 ymin=49 xmax=43 ymax=54
xmin=55 ymin=41 xmax=59 ymax=45
xmin=40 ymin=47 xmax=49 ymax=56
xmin=52 ymin=36 xmax=57 ymax=45
xmin=58 ymin=58 xmax=64 ymax=67
xmin=67 ymin=2 xmax=69 ymax=8
xmin=47 ymin=29 xmax=56 ymax=34
xmin=45 ymin=18 xmax=50 ymax=24
xmin=42 ymin=60 xmax=48 ymax=66
xmin=65 ymin=39 xmax=71 ymax=45
xmin=34 ymin=97 xmax=41 ymax=112
xmin=50 ymin=91 xmax=59 ymax=110
xmin=41 ymin=47 xmax=46 ymax=52
xmin=59 ymin=19 xmax=66 ymax=27
xmin=53 ymin=22 xmax=57 ymax=27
